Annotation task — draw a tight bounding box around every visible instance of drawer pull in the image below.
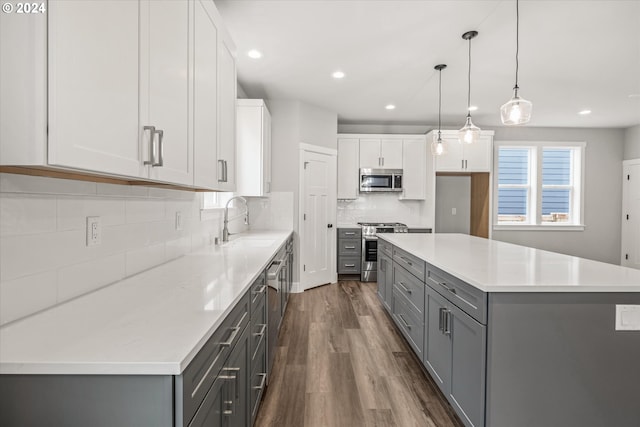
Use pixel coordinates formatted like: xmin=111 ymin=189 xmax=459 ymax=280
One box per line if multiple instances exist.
xmin=191 ymin=348 xmax=225 ymax=398
xmin=253 ymin=284 xmax=266 ymax=295
xmin=398 ymin=313 xmax=412 ymax=330
xmin=344 ymin=245 xmax=356 ymax=249
xmin=344 ymin=232 xmax=356 ymax=235
xmin=253 ymin=324 xmax=267 ymax=337
xmin=253 ymin=373 xmax=267 ymax=390
xmin=397 ymin=281 xmax=412 ymax=294
xmin=221 ymin=311 xmax=248 ymax=347
xmin=439 ymin=282 xmax=456 ymax=294
xmin=400 ymin=256 xmax=413 ymax=266
xmin=344 ymin=263 xmax=356 ymax=268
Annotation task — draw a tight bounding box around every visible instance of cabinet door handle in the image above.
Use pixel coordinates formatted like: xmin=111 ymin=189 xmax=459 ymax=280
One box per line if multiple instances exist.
xmin=344 ymin=232 xmax=356 ymax=235
xmin=461 ymin=159 xmax=464 ymax=169
xmin=223 ymin=160 xmax=228 ymax=183
xmin=398 ymin=313 xmax=411 ymax=330
xmin=438 ymin=307 xmax=445 ymax=332
xmin=253 ymin=373 xmax=267 ymax=391
xmin=381 ymin=157 xmax=384 ymax=166
xmin=344 ymin=245 xmax=356 ymax=249
xmin=143 ymin=126 xmax=156 ymax=166
xmin=218 ymin=159 xmax=225 ymax=182
xmin=444 ymin=310 xmax=452 ymax=336
xmin=153 ymin=129 xmax=164 ymax=167
xmin=253 ymin=284 xmax=266 ymax=295
xmin=253 ymin=323 xmax=267 ymax=337
xmin=400 ymin=256 xmax=413 ymax=266
xmin=465 ymin=159 xmax=468 ymax=169
xmin=397 ymin=281 xmax=412 ymax=294
xmin=344 ymin=263 xmax=355 ymax=268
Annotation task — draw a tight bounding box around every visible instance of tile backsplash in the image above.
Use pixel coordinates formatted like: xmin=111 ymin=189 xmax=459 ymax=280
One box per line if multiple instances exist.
xmin=0 ymin=173 xmax=227 ymax=325
xmin=337 ymin=193 xmax=434 ymax=227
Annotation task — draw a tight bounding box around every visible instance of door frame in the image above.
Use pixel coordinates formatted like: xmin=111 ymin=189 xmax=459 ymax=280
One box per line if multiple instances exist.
xmin=298 ymin=142 xmax=338 ymax=290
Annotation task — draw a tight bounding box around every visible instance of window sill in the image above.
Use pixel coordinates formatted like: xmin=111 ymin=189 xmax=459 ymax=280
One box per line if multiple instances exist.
xmin=493 ymin=224 xmax=585 ymax=232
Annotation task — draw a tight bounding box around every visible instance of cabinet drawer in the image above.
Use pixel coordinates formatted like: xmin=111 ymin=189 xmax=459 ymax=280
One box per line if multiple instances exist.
xmin=378 ymin=239 xmax=393 ymax=258
xmin=250 ymin=338 xmax=267 ymax=423
xmin=426 ymin=263 xmax=487 ymax=324
xmin=338 ymin=238 xmax=361 ymax=256
xmin=250 ymin=273 xmax=267 ymax=313
xmin=393 ymin=262 xmax=425 ymax=314
xmin=338 ymin=228 xmax=361 ymax=239
xmin=250 ymin=294 xmax=267 ymax=363
xmin=338 ymin=257 xmax=361 ymax=274
xmin=392 ymin=288 xmax=424 ymax=357
xmin=177 ymin=291 xmax=250 ymax=427
xmin=393 ymin=247 xmax=426 ymax=281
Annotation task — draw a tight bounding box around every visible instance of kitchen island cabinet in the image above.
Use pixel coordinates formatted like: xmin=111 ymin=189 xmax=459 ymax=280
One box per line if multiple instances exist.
xmin=0 ymin=231 xmax=293 ymax=427
xmin=379 ymin=233 xmax=640 ymax=427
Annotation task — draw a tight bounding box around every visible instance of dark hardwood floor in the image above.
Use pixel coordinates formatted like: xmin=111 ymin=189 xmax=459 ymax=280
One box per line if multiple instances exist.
xmin=255 ymin=280 xmax=464 ymax=427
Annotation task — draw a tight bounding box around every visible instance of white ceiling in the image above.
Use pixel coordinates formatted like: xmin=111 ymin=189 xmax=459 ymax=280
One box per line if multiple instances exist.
xmin=215 ymin=0 xmax=640 ymax=129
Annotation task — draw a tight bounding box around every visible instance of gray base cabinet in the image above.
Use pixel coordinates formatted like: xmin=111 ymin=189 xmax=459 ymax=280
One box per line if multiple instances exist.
xmin=337 ymin=228 xmax=361 ymax=274
xmin=377 ymin=252 xmax=393 ymax=310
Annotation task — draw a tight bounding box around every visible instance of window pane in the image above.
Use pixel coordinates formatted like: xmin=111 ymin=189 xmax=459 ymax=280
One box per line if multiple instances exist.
xmin=498 ymin=148 xmax=529 ymax=185
xmin=498 ymin=188 xmax=528 ymax=222
xmin=543 ymin=149 xmax=571 ymax=185
xmin=542 ymin=188 xmax=570 ymax=222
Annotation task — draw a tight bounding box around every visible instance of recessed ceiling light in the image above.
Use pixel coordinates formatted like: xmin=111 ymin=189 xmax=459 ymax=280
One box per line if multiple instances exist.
xmin=468 ymin=105 xmax=478 ymax=112
xmin=579 ymin=109 xmax=591 ymax=115
xmin=332 ymin=71 xmax=345 ymax=79
xmin=629 ymin=94 xmax=640 ymax=98
xmin=385 ymin=104 xmax=396 ymax=110
xmin=247 ymin=49 xmax=262 ymax=59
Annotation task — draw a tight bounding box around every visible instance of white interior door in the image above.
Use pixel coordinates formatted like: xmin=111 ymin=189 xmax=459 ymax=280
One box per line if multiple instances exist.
xmin=622 ymin=161 xmax=640 ymax=268
xmin=301 ymin=147 xmax=337 ymax=290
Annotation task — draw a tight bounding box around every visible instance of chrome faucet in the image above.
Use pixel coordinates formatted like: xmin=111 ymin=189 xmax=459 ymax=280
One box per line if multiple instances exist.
xmin=223 ymin=196 xmax=249 ymax=242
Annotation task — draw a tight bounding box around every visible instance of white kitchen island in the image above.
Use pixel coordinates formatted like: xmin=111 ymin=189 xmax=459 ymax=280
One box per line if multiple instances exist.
xmin=378 ymin=233 xmax=640 ymax=427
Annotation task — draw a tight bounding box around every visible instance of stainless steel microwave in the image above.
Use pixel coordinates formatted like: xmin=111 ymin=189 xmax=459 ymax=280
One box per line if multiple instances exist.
xmin=359 ymin=168 xmax=403 ymax=192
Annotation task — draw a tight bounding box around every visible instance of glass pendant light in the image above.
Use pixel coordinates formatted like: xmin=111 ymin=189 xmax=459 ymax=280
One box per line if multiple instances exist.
xmin=431 ymin=64 xmax=448 ymax=156
xmin=459 ymin=31 xmax=481 ymax=144
xmin=500 ymin=0 xmax=532 ymax=125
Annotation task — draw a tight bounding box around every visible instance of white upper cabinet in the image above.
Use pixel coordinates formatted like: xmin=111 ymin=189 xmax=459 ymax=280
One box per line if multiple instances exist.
xmin=359 ymin=139 xmax=403 ymax=169
xmin=142 ymin=0 xmax=192 ymax=185
xmin=46 ymin=0 xmax=144 ymax=178
xmin=432 ymin=130 xmax=494 ymax=172
xmin=193 ymin=0 xmax=219 ymax=189
xmin=400 ymin=138 xmax=430 ymax=200
xmin=337 ymin=138 xmax=359 ymax=199
xmin=236 ymin=99 xmax=272 ymax=197
xmin=216 ymin=33 xmax=237 ymax=191
xmin=1 ymin=0 xmax=236 ymax=190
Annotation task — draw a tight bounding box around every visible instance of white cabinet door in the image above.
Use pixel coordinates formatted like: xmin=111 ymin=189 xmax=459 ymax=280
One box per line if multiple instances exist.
xmin=47 ymin=0 xmax=143 ymax=178
xmin=381 ymin=139 xmax=403 ymax=169
xmin=359 ymin=139 xmax=381 ymax=169
xmin=193 ymin=0 xmax=219 ymax=189
xmin=236 ymin=100 xmax=270 ymax=197
xmin=464 ymin=135 xmax=492 ymax=172
xmin=337 ymin=138 xmax=359 ymax=199
xmin=217 ymin=35 xmax=236 ymax=191
xmin=401 ymin=139 xmax=427 ymax=200
xmin=435 ymin=135 xmax=464 ymax=172
xmin=142 ymin=0 xmax=192 ymax=185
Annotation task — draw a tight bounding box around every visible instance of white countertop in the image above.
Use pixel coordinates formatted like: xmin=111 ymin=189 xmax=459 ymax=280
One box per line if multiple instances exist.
xmin=0 ymin=230 xmax=292 ymax=376
xmin=380 ymin=233 xmax=640 ymax=293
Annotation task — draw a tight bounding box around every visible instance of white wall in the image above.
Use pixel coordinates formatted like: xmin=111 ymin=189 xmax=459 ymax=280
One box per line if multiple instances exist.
xmin=0 ymin=173 xmax=229 ymax=325
xmin=265 ymin=99 xmax=337 ymax=283
xmin=337 ymin=193 xmax=431 ymax=227
xmin=491 ymin=127 xmax=624 ymax=264
xmin=624 ymin=124 xmax=640 ymax=160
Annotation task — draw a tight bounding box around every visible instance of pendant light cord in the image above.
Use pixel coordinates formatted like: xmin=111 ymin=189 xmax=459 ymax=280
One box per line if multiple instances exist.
xmin=467 ymin=37 xmax=472 ymax=117
xmin=515 ymin=0 xmax=520 ymax=90
xmin=438 ymin=69 xmax=442 ymax=132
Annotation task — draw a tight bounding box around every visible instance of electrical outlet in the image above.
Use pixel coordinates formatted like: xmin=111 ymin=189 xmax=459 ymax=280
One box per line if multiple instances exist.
xmin=175 ymin=211 xmax=183 ymax=231
xmin=451 ymin=207 xmax=457 ymax=215
xmin=86 ymin=216 xmax=101 ymax=246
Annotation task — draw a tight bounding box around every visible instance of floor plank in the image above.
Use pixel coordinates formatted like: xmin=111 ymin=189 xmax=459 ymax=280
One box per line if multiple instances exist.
xmin=255 ymin=281 xmax=463 ymax=427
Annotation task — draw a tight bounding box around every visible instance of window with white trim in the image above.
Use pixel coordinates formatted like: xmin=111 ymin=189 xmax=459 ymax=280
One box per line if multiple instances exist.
xmin=494 ymin=142 xmax=585 ymax=229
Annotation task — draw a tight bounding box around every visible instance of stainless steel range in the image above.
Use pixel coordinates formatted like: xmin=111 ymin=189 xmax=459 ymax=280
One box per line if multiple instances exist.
xmin=358 ymin=222 xmax=408 ymax=282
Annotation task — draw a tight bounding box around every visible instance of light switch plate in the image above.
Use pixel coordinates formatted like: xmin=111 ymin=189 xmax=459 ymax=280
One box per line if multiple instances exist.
xmin=615 ymin=305 xmax=640 ymax=331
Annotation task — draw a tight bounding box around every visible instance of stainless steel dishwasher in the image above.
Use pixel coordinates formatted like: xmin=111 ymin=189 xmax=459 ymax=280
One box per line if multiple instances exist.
xmin=266 ymin=248 xmax=286 ymax=380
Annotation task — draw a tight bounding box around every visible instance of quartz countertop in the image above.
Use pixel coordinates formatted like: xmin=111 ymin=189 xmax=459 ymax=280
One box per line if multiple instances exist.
xmin=0 ymin=230 xmax=293 ymax=375
xmin=380 ymin=233 xmax=640 ymax=293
